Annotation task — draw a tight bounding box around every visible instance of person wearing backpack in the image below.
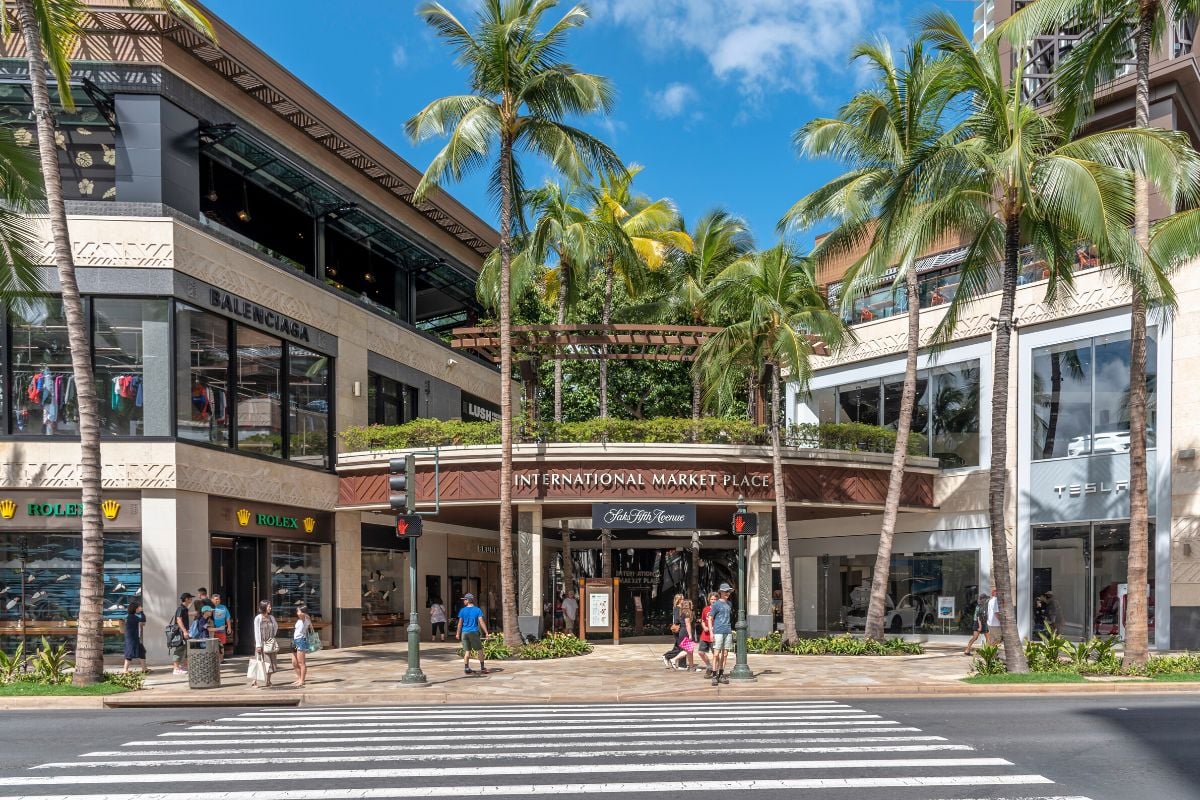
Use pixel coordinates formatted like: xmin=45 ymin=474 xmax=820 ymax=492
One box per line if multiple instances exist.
xmin=168 ymin=592 xmax=192 ymax=675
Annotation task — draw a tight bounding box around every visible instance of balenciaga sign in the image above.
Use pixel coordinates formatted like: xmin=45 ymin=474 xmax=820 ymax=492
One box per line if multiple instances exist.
xmin=208 ymin=289 xmax=311 ymax=342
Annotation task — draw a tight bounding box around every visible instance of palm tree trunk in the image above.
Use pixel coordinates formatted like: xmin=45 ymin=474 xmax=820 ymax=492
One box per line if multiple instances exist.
xmin=769 ymin=363 xmax=797 ymax=640
xmin=497 ymin=130 xmax=519 ymax=647
xmin=691 ymin=371 xmax=701 ymax=441
xmin=560 ymin=523 xmax=573 ymax=599
xmin=554 ymin=264 xmax=568 ymax=424
xmin=992 ymin=211 xmax=1029 ymax=672
xmin=1124 ymin=4 xmax=1156 ymax=667
xmin=864 ymin=267 xmax=921 ymax=642
xmin=598 ymin=258 xmax=613 ymax=419
xmin=15 ymin=0 xmax=105 ymax=685
xmin=1042 ymin=353 xmax=1063 ymax=459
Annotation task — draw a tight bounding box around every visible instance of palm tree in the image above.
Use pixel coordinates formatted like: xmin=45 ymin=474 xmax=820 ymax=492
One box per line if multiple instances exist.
xmin=624 ymin=210 xmax=753 ymax=424
xmin=588 ymin=166 xmax=691 ymax=418
xmin=6 ymin=0 xmax=214 ymax=685
xmin=700 ymin=244 xmax=848 ymax=641
xmin=918 ymin=10 xmax=1196 ymax=670
xmin=407 ymin=0 xmax=622 ymax=645
xmin=994 ymin=0 xmax=1200 ymax=669
xmin=781 ymin=39 xmax=955 ymax=642
xmin=523 ymin=181 xmax=598 ymax=423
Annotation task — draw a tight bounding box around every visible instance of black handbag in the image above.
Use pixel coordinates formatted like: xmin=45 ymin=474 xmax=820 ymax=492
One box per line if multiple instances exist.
xmin=165 ymin=623 xmax=184 ymax=649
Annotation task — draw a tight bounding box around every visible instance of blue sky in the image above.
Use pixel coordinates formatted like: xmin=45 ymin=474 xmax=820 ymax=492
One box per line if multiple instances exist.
xmin=204 ymin=0 xmax=974 ymax=249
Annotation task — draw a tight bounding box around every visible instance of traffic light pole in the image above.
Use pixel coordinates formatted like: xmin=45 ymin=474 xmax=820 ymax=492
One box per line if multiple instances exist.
xmin=396 ymin=454 xmax=426 ymax=685
xmin=729 ymin=495 xmax=755 ymax=681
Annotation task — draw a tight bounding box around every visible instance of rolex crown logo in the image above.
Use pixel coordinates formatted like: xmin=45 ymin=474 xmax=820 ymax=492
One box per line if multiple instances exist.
xmin=101 ymin=499 xmax=121 ymax=521
xmin=302 ymin=516 xmax=316 ymax=534
xmin=236 ymin=507 xmax=251 ymax=526
xmin=0 ymin=499 xmax=14 ymax=520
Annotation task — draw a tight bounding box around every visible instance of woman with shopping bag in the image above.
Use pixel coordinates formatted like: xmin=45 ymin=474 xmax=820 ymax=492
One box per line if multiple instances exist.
xmin=248 ymin=599 xmax=279 ymax=688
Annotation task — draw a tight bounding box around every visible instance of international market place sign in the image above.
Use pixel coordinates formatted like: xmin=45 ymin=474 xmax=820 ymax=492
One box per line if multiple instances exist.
xmin=591 ymin=503 xmax=697 ymax=530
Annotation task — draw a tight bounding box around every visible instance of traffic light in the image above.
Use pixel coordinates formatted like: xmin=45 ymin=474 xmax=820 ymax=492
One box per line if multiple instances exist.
xmin=389 ymin=454 xmax=417 ymax=513
xmin=732 ymin=508 xmax=757 ymax=536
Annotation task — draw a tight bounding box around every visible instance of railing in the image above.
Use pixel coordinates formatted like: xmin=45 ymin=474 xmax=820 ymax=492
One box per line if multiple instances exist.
xmin=339 ymin=417 xmax=929 ymax=457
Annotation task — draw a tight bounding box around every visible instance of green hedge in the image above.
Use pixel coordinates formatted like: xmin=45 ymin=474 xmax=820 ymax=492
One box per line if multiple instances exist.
xmin=746 ymin=632 xmax=924 ymax=656
xmin=340 ymin=417 xmax=927 ymax=456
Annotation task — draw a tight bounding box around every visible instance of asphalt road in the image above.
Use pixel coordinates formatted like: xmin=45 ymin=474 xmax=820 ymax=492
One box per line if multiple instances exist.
xmin=0 ymin=695 xmax=1196 ymax=800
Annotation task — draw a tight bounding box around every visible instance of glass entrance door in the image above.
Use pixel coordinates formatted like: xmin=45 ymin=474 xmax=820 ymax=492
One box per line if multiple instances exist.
xmin=1031 ymin=522 xmax=1154 ymax=641
xmin=211 ymin=535 xmax=262 ymax=656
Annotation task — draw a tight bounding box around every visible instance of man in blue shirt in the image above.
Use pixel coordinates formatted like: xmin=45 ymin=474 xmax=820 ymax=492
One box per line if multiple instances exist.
xmin=210 ymin=592 xmax=232 ymax=662
xmin=456 ymin=593 xmax=490 ymax=675
xmin=710 ymin=583 xmax=735 ymax=686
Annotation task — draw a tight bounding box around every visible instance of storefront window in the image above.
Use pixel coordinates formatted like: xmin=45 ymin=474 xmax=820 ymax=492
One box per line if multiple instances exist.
xmin=834 ymin=549 xmax=979 ymax=634
xmin=93 ymin=298 xmax=171 ymax=437
xmin=234 ymin=326 xmax=282 ymax=458
xmin=176 ymin=303 xmax=231 ymax=445
xmin=883 ymin=373 xmax=930 ymax=437
xmin=368 ymin=372 xmax=418 ymax=426
xmin=931 ymin=363 xmax=981 ymax=468
xmin=270 ymin=541 xmax=324 ymax=626
xmin=1031 ymin=332 xmax=1157 ymax=460
xmin=448 ymin=558 xmax=501 ymax=632
xmin=9 ymin=298 xmax=78 ymax=436
xmin=1031 ymin=522 xmax=1154 ymax=642
xmin=809 ymin=386 xmax=837 ymax=425
xmin=288 ymin=345 xmax=329 ymax=467
xmin=0 ymin=532 xmax=140 ymax=655
xmin=838 ymin=380 xmax=881 ymax=425
xmin=362 ymin=548 xmax=405 ymax=644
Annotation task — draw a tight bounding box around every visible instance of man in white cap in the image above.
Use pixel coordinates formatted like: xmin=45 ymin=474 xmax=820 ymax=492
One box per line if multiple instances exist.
xmin=456 ymin=592 xmax=490 ymax=675
xmin=710 ymin=583 xmax=735 ymax=686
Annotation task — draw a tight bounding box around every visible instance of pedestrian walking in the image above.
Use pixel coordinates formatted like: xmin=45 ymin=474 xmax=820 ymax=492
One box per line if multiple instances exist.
xmin=963 ymin=593 xmax=989 ymax=655
xmin=561 ymin=591 xmax=578 ymax=634
xmin=710 ymin=583 xmax=735 ymax=686
xmin=250 ymin=599 xmax=279 ymax=688
xmin=670 ymin=599 xmax=698 ymax=671
xmin=661 ymin=593 xmax=685 ymax=669
xmin=169 ymin=592 xmax=192 ymax=675
xmin=122 ymin=600 xmax=146 ymax=673
xmin=210 ymin=592 xmax=232 ymax=661
xmin=697 ymin=591 xmax=716 ymax=677
xmin=457 ymin=592 xmax=489 ymax=674
xmin=291 ymin=602 xmax=312 ymax=687
xmin=429 ymin=597 xmax=447 ymax=642
xmin=986 ymin=587 xmax=1001 ymax=645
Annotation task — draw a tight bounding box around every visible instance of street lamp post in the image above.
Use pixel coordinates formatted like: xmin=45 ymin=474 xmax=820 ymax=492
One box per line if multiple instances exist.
xmin=729 ymin=495 xmax=754 ymax=680
xmin=401 ymin=532 xmax=427 ymax=684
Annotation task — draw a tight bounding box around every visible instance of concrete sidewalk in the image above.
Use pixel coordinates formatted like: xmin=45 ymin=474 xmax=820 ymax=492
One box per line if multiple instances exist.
xmin=3 ymin=637 xmax=1195 ymax=709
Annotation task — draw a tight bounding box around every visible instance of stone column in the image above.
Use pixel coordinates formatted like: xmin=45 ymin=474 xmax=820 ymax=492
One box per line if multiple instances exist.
xmin=333 ymin=511 xmax=363 ymax=648
xmin=517 ymin=505 xmax=544 ymax=639
xmin=140 ymin=489 xmax=208 ymax=664
xmin=746 ymin=505 xmax=775 ymax=636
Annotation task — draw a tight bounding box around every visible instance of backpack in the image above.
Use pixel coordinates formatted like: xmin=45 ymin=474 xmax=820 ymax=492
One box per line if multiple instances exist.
xmin=165 ymin=623 xmax=183 ymax=649
xmin=188 ymin=617 xmax=207 ymax=640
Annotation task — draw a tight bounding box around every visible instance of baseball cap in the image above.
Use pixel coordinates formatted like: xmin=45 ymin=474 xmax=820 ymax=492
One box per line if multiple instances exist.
xmin=201 ymin=605 xmax=214 ymax=613
xmin=718 ymin=583 xmax=734 ymax=593
xmin=462 ymin=593 xmax=476 ymax=601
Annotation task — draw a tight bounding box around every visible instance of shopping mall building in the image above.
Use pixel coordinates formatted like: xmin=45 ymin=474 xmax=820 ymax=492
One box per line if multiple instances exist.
xmin=784 ymin=2 xmax=1200 ymax=650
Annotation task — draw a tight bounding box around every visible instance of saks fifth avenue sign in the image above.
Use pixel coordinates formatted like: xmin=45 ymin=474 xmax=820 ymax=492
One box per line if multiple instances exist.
xmin=592 ymin=503 xmax=696 ymax=529
xmin=514 ymin=469 xmax=770 ymax=492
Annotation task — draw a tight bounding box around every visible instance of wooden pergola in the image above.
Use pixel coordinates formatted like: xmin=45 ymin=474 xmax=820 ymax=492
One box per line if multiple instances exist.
xmin=450 ymin=323 xmax=830 ymax=365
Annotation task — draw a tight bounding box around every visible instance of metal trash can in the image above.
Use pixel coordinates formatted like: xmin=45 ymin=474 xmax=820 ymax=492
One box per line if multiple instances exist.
xmin=187 ymin=638 xmax=221 ymax=689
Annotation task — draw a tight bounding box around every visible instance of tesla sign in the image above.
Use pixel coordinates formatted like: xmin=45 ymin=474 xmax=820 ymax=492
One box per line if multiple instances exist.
xmin=591 ymin=503 xmax=697 ymax=530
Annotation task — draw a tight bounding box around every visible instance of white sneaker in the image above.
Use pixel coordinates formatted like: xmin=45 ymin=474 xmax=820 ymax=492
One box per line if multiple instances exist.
xmin=661 ymin=656 xmax=671 ymax=670
xmin=172 ymin=668 xmax=187 ymax=675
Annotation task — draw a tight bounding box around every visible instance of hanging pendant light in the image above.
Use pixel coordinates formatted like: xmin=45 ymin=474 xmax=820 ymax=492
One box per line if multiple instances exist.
xmin=236 ymin=179 xmax=252 ymax=222
xmin=205 ymin=159 xmax=218 ymax=203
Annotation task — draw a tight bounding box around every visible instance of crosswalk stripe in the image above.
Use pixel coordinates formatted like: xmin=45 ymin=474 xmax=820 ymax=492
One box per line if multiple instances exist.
xmin=86 ymin=735 xmax=950 ymax=757
xmin=0 ymin=776 xmax=1059 ymax=800
xmin=44 ymin=744 xmax=976 ymax=769
xmin=0 ymin=758 xmax=1015 ymax=787
xmin=236 ymin=701 xmax=845 ymax=714
xmin=164 ymin=719 xmax=894 ymax=736
xmin=186 ymin=713 xmax=873 ymax=730
xmin=228 ymin=704 xmax=854 ymax=719
xmin=223 ymin=709 xmax=859 ymax=722
xmin=123 ymin=727 xmax=927 ymax=746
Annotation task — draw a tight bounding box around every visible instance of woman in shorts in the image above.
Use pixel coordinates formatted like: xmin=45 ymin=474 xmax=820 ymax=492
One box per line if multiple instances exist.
xmin=291 ymin=602 xmax=312 ymax=687
xmin=963 ymin=593 xmax=990 ymax=655
xmin=429 ymin=597 xmax=447 ymax=642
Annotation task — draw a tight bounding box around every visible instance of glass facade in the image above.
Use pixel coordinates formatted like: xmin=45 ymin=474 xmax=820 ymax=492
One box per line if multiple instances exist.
xmin=1031 ymin=331 xmax=1157 ymax=460
xmin=362 ymin=548 xmax=405 ymax=644
xmin=805 ymin=360 xmax=981 ymax=468
xmin=270 ymin=541 xmax=324 ymax=627
xmin=1031 ymin=522 xmax=1154 ymax=642
xmin=367 ymin=372 xmax=419 ymax=426
xmin=174 ymin=302 xmax=332 ymax=467
xmin=9 ymin=298 xmax=78 ymax=436
xmin=829 ymin=549 xmax=980 ymax=635
xmin=93 ymin=298 xmax=171 ymax=437
xmin=0 ymin=532 xmax=140 ymax=654
xmin=448 ymin=558 xmax=502 ymax=632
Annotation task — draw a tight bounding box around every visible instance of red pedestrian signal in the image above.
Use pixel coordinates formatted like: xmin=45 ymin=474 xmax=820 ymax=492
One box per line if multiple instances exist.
xmin=732 ymin=510 xmax=757 ymax=536
xmin=396 ymin=514 xmax=423 ymax=538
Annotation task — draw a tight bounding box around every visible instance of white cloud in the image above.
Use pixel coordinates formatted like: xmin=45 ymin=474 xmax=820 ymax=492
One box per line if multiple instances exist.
xmin=601 ymin=0 xmax=887 ymax=100
xmin=649 ymin=82 xmax=700 ymax=119
xmin=391 ymin=44 xmax=408 ymax=68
